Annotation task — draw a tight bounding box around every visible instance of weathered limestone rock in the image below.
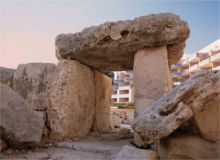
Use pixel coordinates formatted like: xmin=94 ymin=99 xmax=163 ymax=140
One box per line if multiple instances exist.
xmin=0 ymin=83 xmax=44 ymax=147
xmin=13 ymin=63 xmax=56 ymax=111
xmin=132 ymin=71 xmax=220 ymax=144
xmin=48 ymin=60 xmax=95 ymax=140
xmin=192 ymin=96 xmax=220 ymax=142
xmin=0 ymin=139 xmax=8 ymax=152
xmin=110 ymin=114 xmax=122 ymax=129
xmin=159 ymin=133 xmax=220 ymax=159
xmin=133 ymin=46 xmax=172 ymax=147
xmin=134 ymin=47 xmax=172 ymax=117
xmin=55 ymin=13 xmax=189 ymax=72
xmin=115 ymin=145 xmax=157 ymax=160
xmin=0 ymin=67 xmax=15 ymax=88
xmin=93 ymin=71 xmax=112 ymax=132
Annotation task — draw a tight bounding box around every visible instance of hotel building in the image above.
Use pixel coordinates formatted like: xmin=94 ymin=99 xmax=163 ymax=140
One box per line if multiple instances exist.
xmin=171 ymin=39 xmax=220 ymax=83
xmin=112 ymin=71 xmax=134 ymax=104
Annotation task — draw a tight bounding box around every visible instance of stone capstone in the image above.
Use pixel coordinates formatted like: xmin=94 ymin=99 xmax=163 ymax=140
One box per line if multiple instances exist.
xmin=55 ymin=13 xmax=190 ymax=72
xmin=132 ymin=71 xmax=220 ymax=144
xmin=0 ymin=67 xmax=15 ymax=88
xmin=13 ymin=63 xmax=56 ymax=111
xmin=0 ymin=83 xmax=44 ymax=148
xmin=47 ymin=60 xmax=95 ymax=140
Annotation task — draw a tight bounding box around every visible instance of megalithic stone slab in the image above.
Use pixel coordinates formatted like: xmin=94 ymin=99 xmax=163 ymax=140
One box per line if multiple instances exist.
xmin=0 ymin=83 xmax=44 ymax=148
xmin=132 ymin=71 xmax=220 ymax=144
xmin=55 ymin=13 xmax=190 ymax=72
xmin=93 ymin=71 xmax=112 ymax=132
xmin=133 ymin=46 xmax=173 ymax=117
xmin=48 ymin=60 xmax=95 ymax=140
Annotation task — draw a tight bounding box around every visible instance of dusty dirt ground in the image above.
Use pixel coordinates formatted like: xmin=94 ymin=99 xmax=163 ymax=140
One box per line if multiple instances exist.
xmin=0 ymin=137 xmax=133 ymax=160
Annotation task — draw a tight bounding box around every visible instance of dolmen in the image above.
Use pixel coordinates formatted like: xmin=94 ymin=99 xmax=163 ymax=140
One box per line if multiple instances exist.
xmin=1 ymin=13 xmax=191 ymax=153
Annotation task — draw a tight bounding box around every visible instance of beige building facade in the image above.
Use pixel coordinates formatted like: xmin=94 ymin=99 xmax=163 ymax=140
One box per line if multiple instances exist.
xmin=112 ymin=71 xmax=134 ymax=104
xmin=171 ymin=39 xmax=220 ymax=84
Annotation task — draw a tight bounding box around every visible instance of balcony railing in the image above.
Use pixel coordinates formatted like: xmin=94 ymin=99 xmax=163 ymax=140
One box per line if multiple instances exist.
xmin=188 ymin=54 xmax=200 ymax=63
xmin=189 ymin=64 xmax=199 ymax=73
xmin=210 ymin=53 xmax=220 ymax=62
xmin=198 ymin=58 xmax=212 ymax=69
xmin=112 ymin=85 xmax=119 ymax=90
xmin=125 ymin=77 xmax=134 ymax=81
xmin=212 ymin=65 xmax=220 ymax=70
xmin=113 ymin=79 xmax=124 ymax=83
xmin=181 ymin=69 xmax=190 ymax=77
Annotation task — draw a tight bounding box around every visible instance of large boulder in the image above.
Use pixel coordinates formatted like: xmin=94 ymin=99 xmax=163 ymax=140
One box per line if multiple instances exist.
xmin=48 ymin=60 xmax=95 ymax=140
xmin=55 ymin=13 xmax=190 ymax=72
xmin=191 ymin=96 xmax=220 ymax=142
xmin=0 ymin=67 xmax=15 ymax=88
xmin=132 ymin=71 xmax=220 ymax=144
xmin=13 ymin=63 xmax=56 ymax=111
xmin=93 ymin=71 xmax=112 ymax=132
xmin=159 ymin=133 xmax=220 ymax=159
xmin=115 ymin=145 xmax=157 ymax=160
xmin=0 ymin=83 xmax=44 ymax=148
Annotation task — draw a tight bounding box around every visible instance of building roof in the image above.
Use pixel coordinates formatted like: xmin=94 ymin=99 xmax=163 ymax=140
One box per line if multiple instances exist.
xmin=198 ymin=39 xmax=220 ymax=53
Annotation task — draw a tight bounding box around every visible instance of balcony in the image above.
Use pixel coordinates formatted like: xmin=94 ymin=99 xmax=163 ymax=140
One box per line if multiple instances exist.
xmin=171 ymin=64 xmax=181 ymax=70
xmin=118 ymin=86 xmax=130 ymax=90
xmin=114 ymin=79 xmax=124 ymax=83
xmin=212 ymin=65 xmax=220 ymax=71
xmin=198 ymin=58 xmax=213 ymax=69
xmin=125 ymin=77 xmax=134 ymax=81
xmin=188 ymin=54 xmax=200 ymax=64
xmin=112 ymin=85 xmax=119 ymax=90
xmin=189 ymin=64 xmax=199 ymax=73
xmin=119 ymin=90 xmax=129 ymax=95
xmin=171 ymin=72 xmax=181 ymax=79
xmin=210 ymin=53 xmax=220 ymax=63
xmin=180 ymin=60 xmax=190 ymax=68
xmin=181 ymin=69 xmax=190 ymax=77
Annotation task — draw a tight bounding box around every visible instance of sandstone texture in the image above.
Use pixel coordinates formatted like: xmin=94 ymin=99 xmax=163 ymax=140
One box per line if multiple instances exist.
xmin=191 ymin=96 xmax=220 ymax=142
xmin=0 ymin=139 xmax=8 ymax=152
xmin=134 ymin=47 xmax=172 ymax=117
xmin=48 ymin=60 xmax=95 ymax=140
xmin=110 ymin=114 xmax=122 ymax=129
xmin=0 ymin=139 xmax=132 ymax=160
xmin=93 ymin=71 xmax=112 ymax=132
xmin=133 ymin=47 xmax=173 ymax=147
xmin=115 ymin=145 xmax=157 ymax=160
xmin=13 ymin=63 xmax=56 ymax=111
xmin=132 ymin=71 xmax=220 ymax=144
xmin=159 ymin=133 xmax=220 ymax=159
xmin=0 ymin=83 xmax=44 ymax=147
xmin=0 ymin=67 xmax=15 ymax=88
xmin=55 ymin=13 xmax=189 ymax=72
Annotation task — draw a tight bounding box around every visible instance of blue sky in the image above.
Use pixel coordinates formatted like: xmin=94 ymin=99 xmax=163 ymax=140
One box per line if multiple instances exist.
xmin=1 ymin=0 xmax=219 ymax=68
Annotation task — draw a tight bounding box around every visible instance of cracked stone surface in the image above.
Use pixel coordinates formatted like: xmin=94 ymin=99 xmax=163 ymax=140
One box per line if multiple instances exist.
xmin=55 ymin=13 xmax=190 ymax=72
xmin=132 ymin=70 xmax=220 ymax=144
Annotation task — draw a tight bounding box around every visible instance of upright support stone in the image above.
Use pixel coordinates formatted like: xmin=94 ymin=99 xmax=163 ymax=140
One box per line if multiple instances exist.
xmin=48 ymin=60 xmax=95 ymax=140
xmin=134 ymin=46 xmax=172 ymax=117
xmin=93 ymin=71 xmax=112 ymax=132
xmin=133 ymin=46 xmax=172 ymax=146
